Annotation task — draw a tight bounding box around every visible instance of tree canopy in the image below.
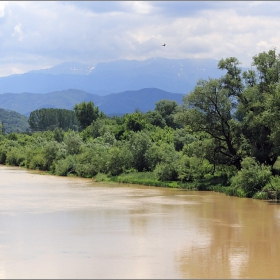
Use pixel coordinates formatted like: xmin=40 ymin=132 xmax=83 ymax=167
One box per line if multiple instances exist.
xmin=74 ymin=101 xmax=101 ymax=129
xmin=177 ymin=48 xmax=280 ymax=171
xmin=28 ymin=108 xmax=79 ymax=131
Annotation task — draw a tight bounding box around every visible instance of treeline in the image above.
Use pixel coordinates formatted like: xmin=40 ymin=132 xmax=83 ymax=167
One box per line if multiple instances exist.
xmin=28 ymin=108 xmax=79 ymax=131
xmin=1 ymin=49 xmax=280 ymax=200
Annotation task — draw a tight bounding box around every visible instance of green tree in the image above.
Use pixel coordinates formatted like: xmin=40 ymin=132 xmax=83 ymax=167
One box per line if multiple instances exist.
xmin=124 ymin=111 xmax=147 ymax=132
xmin=145 ymin=110 xmax=166 ymax=128
xmin=28 ymin=108 xmax=78 ymax=132
xmin=64 ymin=131 xmax=83 ymax=155
xmin=74 ymin=101 xmax=100 ymax=129
xmin=231 ymin=157 xmax=271 ymax=197
xmin=54 ymin=127 xmax=64 ymax=142
xmin=179 ymin=76 xmax=242 ymax=169
xmin=106 ymin=144 xmax=133 ymax=175
xmin=128 ymin=131 xmax=152 ymax=172
xmin=236 ymin=49 xmax=280 ymax=166
xmin=154 ymin=99 xmax=180 ymax=128
xmin=153 ymin=143 xmax=180 ymax=181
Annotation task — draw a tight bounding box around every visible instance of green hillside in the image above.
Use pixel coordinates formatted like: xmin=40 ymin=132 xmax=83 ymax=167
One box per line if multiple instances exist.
xmin=0 ymin=108 xmax=30 ymax=134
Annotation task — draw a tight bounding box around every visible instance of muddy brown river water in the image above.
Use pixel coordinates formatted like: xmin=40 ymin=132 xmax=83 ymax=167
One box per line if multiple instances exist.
xmin=1 ymin=165 xmax=280 ymax=279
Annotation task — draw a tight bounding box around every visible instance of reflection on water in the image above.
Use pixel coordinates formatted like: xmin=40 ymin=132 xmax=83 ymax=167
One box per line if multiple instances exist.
xmin=1 ymin=165 xmax=280 ymax=278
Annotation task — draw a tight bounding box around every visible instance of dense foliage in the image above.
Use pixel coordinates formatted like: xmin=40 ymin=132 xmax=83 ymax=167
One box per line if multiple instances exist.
xmin=28 ymin=108 xmax=79 ymax=131
xmin=1 ymin=49 xmax=280 ymax=200
xmin=0 ymin=108 xmax=30 ymax=134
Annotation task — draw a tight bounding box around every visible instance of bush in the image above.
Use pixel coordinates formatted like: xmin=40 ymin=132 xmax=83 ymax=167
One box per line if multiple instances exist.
xmin=0 ymin=145 xmax=7 ymax=164
xmin=152 ymin=143 xmax=180 ymax=181
xmin=54 ymin=127 xmax=64 ymax=142
xmin=55 ymin=155 xmax=77 ymax=176
xmin=128 ymin=131 xmax=152 ymax=171
xmin=42 ymin=141 xmax=60 ymax=170
xmin=154 ymin=162 xmax=178 ymax=181
xmin=29 ymin=153 xmax=47 ymax=170
xmin=6 ymin=147 xmax=26 ymax=166
xmin=106 ymin=146 xmax=133 ymax=176
xmin=144 ymin=144 xmax=162 ymax=171
xmin=64 ymin=131 xmax=82 ymax=155
xmin=252 ymin=191 xmax=269 ymax=200
xmin=177 ymin=155 xmax=212 ymax=182
xmin=78 ymin=141 xmax=110 ymax=174
xmin=224 ymin=187 xmax=247 ymax=197
xmin=231 ymin=157 xmax=272 ymax=197
xmin=75 ymin=163 xmax=98 ymax=178
xmin=95 ymin=173 xmax=111 ymax=182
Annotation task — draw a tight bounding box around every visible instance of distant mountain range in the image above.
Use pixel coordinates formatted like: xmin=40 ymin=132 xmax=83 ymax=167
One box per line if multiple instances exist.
xmin=0 ymin=57 xmax=226 ymax=95
xmin=0 ymin=88 xmax=185 ymax=116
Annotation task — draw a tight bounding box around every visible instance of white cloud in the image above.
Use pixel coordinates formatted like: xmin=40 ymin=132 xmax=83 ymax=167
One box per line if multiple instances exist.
xmin=0 ymin=1 xmax=8 ymax=18
xmin=12 ymin=23 xmax=23 ymax=41
xmin=120 ymin=1 xmax=155 ymax=15
xmin=0 ymin=1 xmax=279 ymax=76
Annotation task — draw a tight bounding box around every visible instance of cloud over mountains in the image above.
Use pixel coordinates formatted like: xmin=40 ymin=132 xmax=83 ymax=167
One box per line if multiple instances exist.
xmin=0 ymin=2 xmax=279 ymax=76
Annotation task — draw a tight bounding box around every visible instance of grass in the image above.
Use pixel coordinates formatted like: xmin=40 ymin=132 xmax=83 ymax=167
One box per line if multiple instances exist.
xmin=93 ymin=171 xmax=255 ymax=199
xmin=94 ymin=171 xmax=230 ymax=191
xmin=94 ymin=170 xmax=280 ymax=200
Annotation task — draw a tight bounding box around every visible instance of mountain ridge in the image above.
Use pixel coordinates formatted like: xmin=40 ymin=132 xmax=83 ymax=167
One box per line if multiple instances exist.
xmin=0 ymin=57 xmax=226 ymax=95
xmin=0 ymin=88 xmax=185 ymax=116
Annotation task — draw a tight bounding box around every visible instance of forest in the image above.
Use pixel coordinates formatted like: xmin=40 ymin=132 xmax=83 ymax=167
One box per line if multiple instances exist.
xmin=1 ymin=49 xmax=280 ymax=200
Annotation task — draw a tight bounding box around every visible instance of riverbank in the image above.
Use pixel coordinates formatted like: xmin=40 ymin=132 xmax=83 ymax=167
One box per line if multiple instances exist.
xmin=94 ymin=172 xmax=280 ymax=200
xmin=1 ymin=163 xmax=277 ymax=200
xmin=94 ymin=171 xmax=241 ymax=194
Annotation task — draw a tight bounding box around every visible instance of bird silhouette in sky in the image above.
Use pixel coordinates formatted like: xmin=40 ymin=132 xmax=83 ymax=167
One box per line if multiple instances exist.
xmin=162 ymin=43 xmax=166 ymax=46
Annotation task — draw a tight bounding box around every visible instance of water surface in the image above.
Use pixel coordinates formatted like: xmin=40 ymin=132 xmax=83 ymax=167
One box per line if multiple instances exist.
xmin=1 ymin=165 xmax=280 ymax=279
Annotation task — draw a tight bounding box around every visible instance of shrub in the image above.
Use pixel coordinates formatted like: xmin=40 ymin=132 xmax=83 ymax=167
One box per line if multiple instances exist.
xmin=231 ymin=157 xmax=272 ymax=197
xmin=106 ymin=146 xmax=133 ymax=176
xmin=154 ymin=162 xmax=178 ymax=181
xmin=95 ymin=173 xmax=111 ymax=182
xmin=177 ymin=156 xmax=212 ymax=182
xmin=42 ymin=141 xmax=60 ymax=170
xmin=252 ymin=191 xmax=269 ymax=200
xmin=144 ymin=144 xmax=162 ymax=171
xmin=64 ymin=131 xmax=82 ymax=155
xmin=29 ymin=153 xmax=47 ymax=170
xmin=75 ymin=163 xmax=98 ymax=178
xmin=55 ymin=155 xmax=77 ymax=176
xmin=0 ymin=145 xmax=7 ymax=164
xmin=6 ymin=147 xmax=25 ymax=166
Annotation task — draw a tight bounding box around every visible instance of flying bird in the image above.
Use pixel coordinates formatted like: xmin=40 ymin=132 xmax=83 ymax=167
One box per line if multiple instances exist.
xmin=162 ymin=43 xmax=166 ymax=46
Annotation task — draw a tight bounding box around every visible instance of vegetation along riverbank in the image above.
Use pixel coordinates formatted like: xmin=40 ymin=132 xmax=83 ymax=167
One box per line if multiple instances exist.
xmin=1 ymin=49 xmax=280 ymax=200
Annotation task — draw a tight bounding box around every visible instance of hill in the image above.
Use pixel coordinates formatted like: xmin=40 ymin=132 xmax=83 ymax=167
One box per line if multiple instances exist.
xmin=0 ymin=88 xmax=185 ymax=116
xmin=0 ymin=108 xmax=30 ymax=134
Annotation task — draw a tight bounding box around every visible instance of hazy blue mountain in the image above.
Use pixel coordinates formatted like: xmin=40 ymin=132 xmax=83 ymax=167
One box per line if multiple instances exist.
xmin=0 ymin=57 xmax=226 ymax=95
xmin=94 ymin=88 xmax=184 ymax=115
xmin=28 ymin=62 xmax=95 ymax=75
xmin=0 ymin=88 xmax=184 ymax=116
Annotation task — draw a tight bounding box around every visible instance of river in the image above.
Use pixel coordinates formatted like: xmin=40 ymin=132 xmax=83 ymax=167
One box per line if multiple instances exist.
xmin=1 ymin=165 xmax=280 ymax=279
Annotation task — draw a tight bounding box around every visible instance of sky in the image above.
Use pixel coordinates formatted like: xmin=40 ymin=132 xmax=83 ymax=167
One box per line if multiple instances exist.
xmin=0 ymin=1 xmax=280 ymax=76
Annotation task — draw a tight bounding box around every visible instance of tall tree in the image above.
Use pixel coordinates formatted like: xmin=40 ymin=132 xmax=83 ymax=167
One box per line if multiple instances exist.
xmin=178 ymin=76 xmax=242 ymax=169
xmin=74 ymin=101 xmax=100 ymax=129
xmin=28 ymin=108 xmax=79 ymax=131
xmin=154 ymin=100 xmax=180 ymax=128
xmin=178 ymin=49 xmax=280 ymax=169
xmin=236 ymin=49 xmax=280 ymax=166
